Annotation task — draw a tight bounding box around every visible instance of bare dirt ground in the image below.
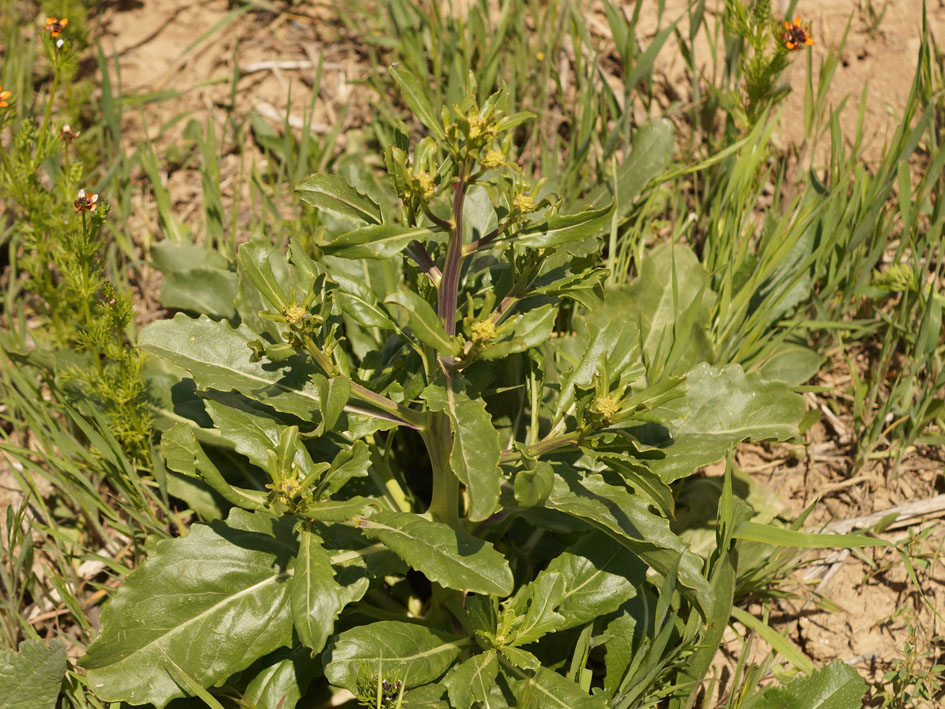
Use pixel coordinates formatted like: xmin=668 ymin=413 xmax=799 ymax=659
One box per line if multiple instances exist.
xmin=3 ymin=0 xmax=943 ymax=703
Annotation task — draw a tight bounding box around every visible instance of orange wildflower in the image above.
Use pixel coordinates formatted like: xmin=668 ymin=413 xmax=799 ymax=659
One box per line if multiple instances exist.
xmin=0 ymin=87 xmax=11 ymax=108
xmin=74 ymin=189 xmax=99 ymax=213
xmin=44 ymin=17 xmax=68 ymax=38
xmin=782 ymin=16 xmax=813 ymax=51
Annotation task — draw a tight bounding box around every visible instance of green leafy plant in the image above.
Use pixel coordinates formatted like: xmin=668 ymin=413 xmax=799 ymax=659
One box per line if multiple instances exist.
xmin=0 ymin=13 xmax=151 ymax=457
xmin=70 ymin=66 xmax=852 ymax=708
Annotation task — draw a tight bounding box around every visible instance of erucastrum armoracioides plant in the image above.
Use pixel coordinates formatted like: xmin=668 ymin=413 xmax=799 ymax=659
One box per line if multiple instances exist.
xmin=78 ymin=69 xmax=821 ymax=707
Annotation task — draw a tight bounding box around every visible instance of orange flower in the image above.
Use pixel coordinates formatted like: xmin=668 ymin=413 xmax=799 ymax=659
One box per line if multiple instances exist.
xmin=60 ymin=124 xmax=79 ymax=143
xmin=782 ymin=16 xmax=813 ymax=51
xmin=0 ymin=87 xmax=11 ymax=108
xmin=74 ymin=189 xmax=99 ymax=213
xmin=44 ymin=17 xmax=68 ymax=38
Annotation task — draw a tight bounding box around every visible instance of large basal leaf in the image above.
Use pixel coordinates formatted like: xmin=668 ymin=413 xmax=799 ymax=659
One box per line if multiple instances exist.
xmin=323 ymin=621 xmax=465 ymax=691
xmin=161 ymin=423 xmax=267 ymax=510
xmin=544 ymin=470 xmax=713 ymax=614
xmin=747 ymin=660 xmax=867 ymax=709
xmin=151 ymin=242 xmax=237 ymax=320
xmin=358 ymin=511 xmax=513 ymax=596
xmin=622 ymin=242 xmax=716 ymax=371
xmin=442 ymin=651 xmax=499 ymax=709
xmin=538 ymin=533 xmax=642 ymax=631
xmin=0 ymin=639 xmax=67 ymax=709
xmin=243 ymin=647 xmax=318 ymax=709
xmin=511 ymin=667 xmax=608 ymax=709
xmin=81 ymin=509 xmax=297 ymax=708
xmin=323 ymin=224 xmax=434 ymax=260
xmin=296 ymin=174 xmax=382 ymax=225
xmin=139 ymin=314 xmax=322 ymax=421
xmin=290 ymin=529 xmax=369 ymax=653
xmin=645 ymin=363 xmax=805 ymax=482
xmin=586 ymin=119 xmax=674 ymax=220
xmin=421 ymin=381 xmax=502 ymax=522
xmin=515 ymin=205 xmax=612 ymax=249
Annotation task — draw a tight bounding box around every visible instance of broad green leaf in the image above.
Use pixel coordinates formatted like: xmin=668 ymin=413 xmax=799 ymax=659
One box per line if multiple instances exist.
xmin=323 ymin=621 xmax=464 ymax=691
xmin=587 ymin=119 xmax=675 ymax=220
xmin=243 ymin=647 xmax=318 ymax=709
xmin=81 ymin=509 xmax=296 ymax=708
xmin=313 ymin=373 xmax=350 ymax=433
xmin=545 ymin=471 xmax=713 ymax=614
xmin=0 ymin=639 xmax=67 ymax=709
xmin=481 ymin=304 xmax=557 ymax=360
xmin=296 ymin=174 xmax=382 ymax=224
xmin=151 ymin=241 xmax=237 ymax=320
xmin=318 ymin=441 xmax=372 ymax=496
xmin=386 ymin=291 xmax=458 ymax=355
xmin=508 ymin=572 xmax=566 ymax=645
xmin=622 ymin=243 xmax=716 ymax=372
xmin=553 ymin=320 xmax=643 ymax=425
xmin=290 ymin=529 xmax=369 ymax=653
xmin=442 ymin=651 xmax=498 ymax=709
xmin=139 ymin=314 xmax=323 ymax=420
xmin=303 ymin=497 xmax=379 ymax=522
xmin=747 ymin=660 xmax=867 ymax=709
xmin=511 ymin=667 xmax=608 ymax=709
xmin=756 ymin=343 xmax=825 ymax=386
xmin=334 ymin=274 xmax=399 ymax=331
xmin=463 ymin=185 xmax=498 ymax=243
xmin=603 ymin=610 xmax=636 ymax=694
xmin=514 ymin=461 xmax=554 ymax=507
xmin=389 ymin=64 xmax=446 ymax=141
xmin=323 ymin=224 xmax=434 ymax=260
xmin=515 ymin=206 xmax=613 ymax=249
xmin=421 ymin=381 xmax=502 ymax=522
xmin=358 ymin=511 xmax=513 ymax=596
xmin=539 ymin=534 xmax=642 ymax=631
xmin=645 ymin=363 xmax=805 ymax=482
xmin=238 ymin=241 xmax=290 ymax=311
xmin=161 ymin=424 xmax=266 ymax=510
xmin=203 ymin=397 xmax=304 ymax=473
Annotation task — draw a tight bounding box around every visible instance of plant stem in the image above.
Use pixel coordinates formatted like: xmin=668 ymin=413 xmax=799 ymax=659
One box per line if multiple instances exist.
xmin=301 ymin=336 xmax=427 ymax=430
xmin=499 ymin=431 xmax=581 ymax=463
xmin=424 ymin=412 xmax=460 ymax=527
xmin=406 ymin=240 xmax=442 ymax=286
xmin=438 ymin=161 xmax=467 ymax=336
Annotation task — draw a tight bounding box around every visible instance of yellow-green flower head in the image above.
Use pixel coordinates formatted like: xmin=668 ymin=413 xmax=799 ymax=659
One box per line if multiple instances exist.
xmin=513 ymin=193 xmax=535 ymax=214
xmin=283 ymin=303 xmax=307 ymax=326
xmin=481 ymin=149 xmax=505 ymax=169
xmin=415 ymin=171 xmax=436 ymax=199
xmin=470 ymin=319 xmax=497 ymax=344
xmin=591 ymin=395 xmax=620 ymax=421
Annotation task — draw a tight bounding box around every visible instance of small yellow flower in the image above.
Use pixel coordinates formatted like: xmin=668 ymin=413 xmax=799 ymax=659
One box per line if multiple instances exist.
xmin=536 ymin=51 xmax=545 ymax=62
xmin=415 ymin=171 xmax=436 ymax=199
xmin=467 ymin=115 xmax=486 ymax=140
xmin=470 ymin=319 xmax=497 ymax=344
xmin=592 ymin=395 xmax=620 ymax=421
xmin=44 ymin=16 xmax=68 ymax=38
xmin=283 ymin=303 xmax=307 ymax=326
xmin=73 ymin=189 xmax=99 ymax=212
xmin=0 ymin=87 xmax=11 ymax=108
xmin=513 ymin=193 xmax=535 ymax=214
xmin=480 ymin=149 xmax=505 ymax=169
